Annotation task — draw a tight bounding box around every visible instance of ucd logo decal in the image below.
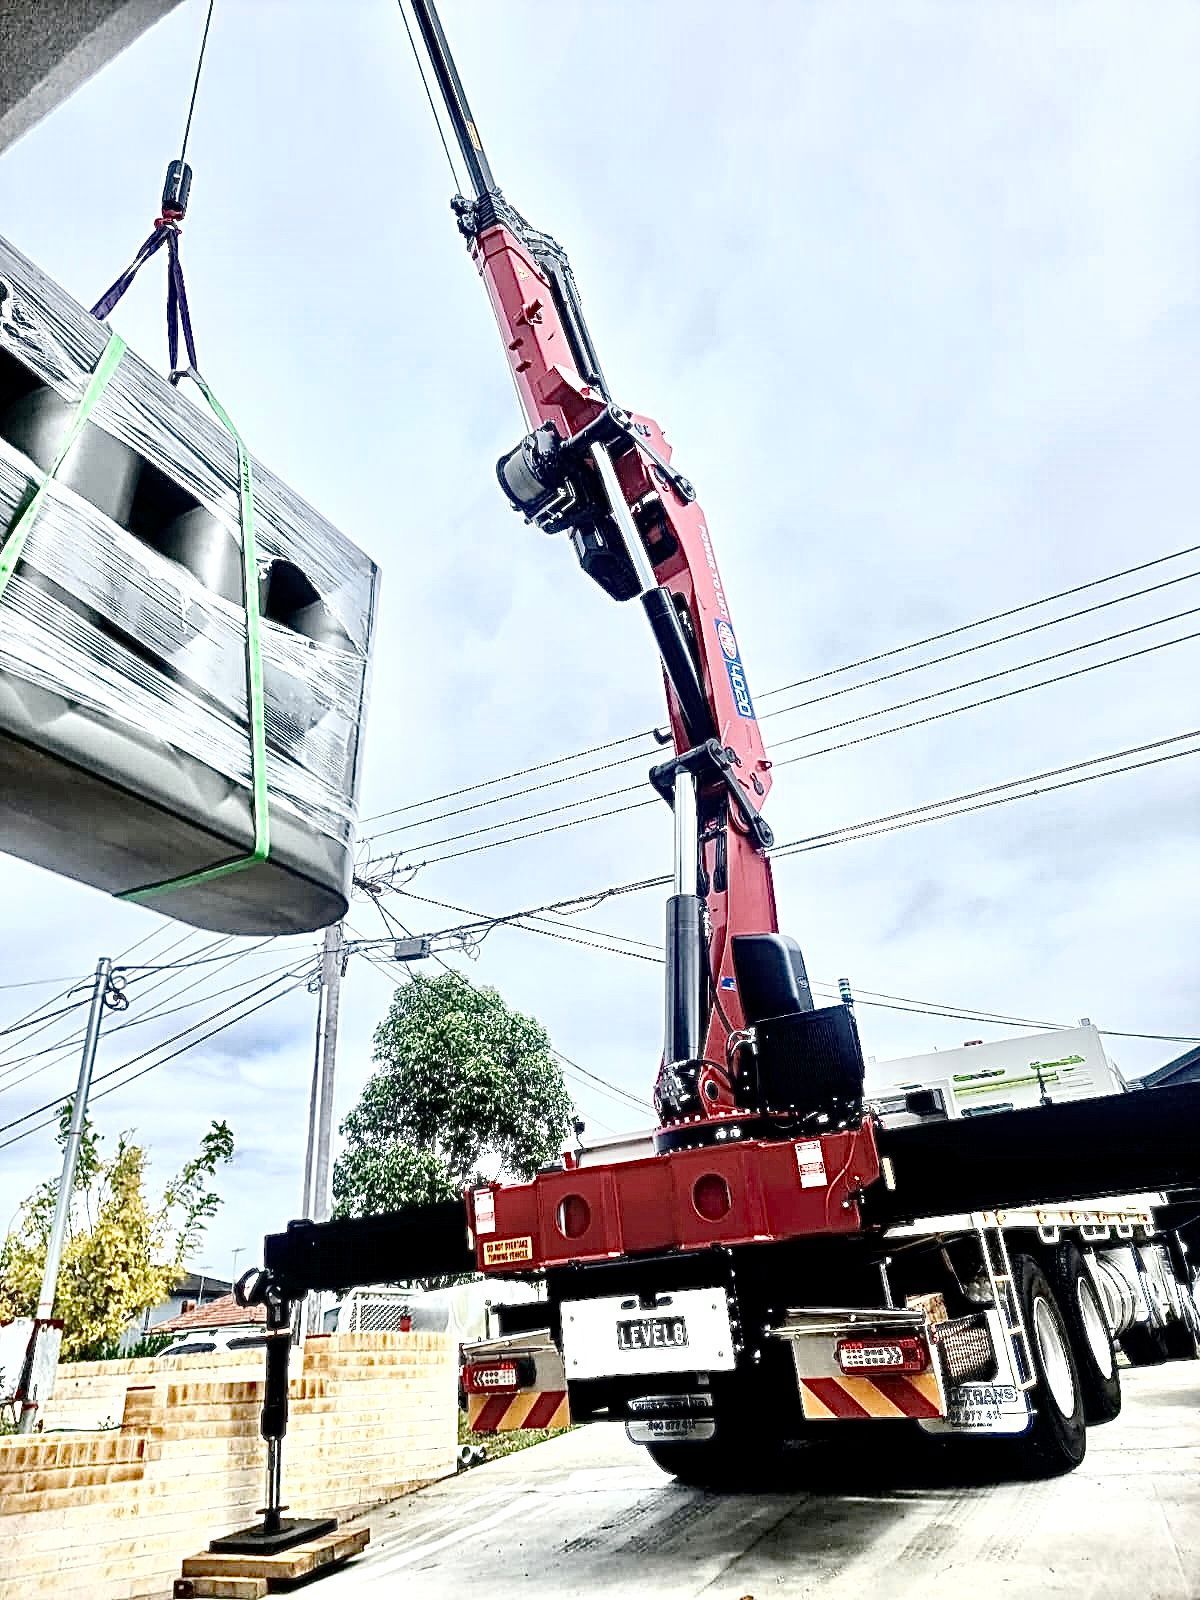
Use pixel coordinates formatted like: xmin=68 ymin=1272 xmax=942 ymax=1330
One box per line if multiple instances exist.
xmin=714 ymin=619 xmax=755 ymax=720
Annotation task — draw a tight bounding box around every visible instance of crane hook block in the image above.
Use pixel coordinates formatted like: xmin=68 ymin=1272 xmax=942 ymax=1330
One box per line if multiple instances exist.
xmin=160 ymin=160 xmax=192 ymax=220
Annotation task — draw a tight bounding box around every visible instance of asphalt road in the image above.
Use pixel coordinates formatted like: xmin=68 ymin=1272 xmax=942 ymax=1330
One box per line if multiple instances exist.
xmin=324 ymin=1364 xmax=1200 ymax=1600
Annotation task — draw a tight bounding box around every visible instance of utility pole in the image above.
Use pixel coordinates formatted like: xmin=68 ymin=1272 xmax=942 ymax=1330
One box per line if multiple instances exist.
xmin=304 ymin=923 xmax=344 ymax=1333
xmin=312 ymin=922 xmax=344 ymax=1223
xmin=19 ymin=956 xmax=113 ymax=1432
xmin=299 ymin=981 xmax=325 ymax=1220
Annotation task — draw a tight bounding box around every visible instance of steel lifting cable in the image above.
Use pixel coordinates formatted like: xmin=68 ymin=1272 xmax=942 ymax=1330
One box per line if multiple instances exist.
xmin=89 ymin=0 xmax=216 ymax=376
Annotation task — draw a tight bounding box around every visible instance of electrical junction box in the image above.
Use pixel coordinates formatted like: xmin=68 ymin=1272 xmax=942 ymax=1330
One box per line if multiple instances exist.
xmin=0 ymin=234 xmax=380 ymax=933
xmin=392 ymin=936 xmax=432 ymax=962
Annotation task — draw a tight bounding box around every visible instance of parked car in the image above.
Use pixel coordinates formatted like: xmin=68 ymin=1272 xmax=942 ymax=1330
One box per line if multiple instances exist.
xmin=156 ymin=1326 xmax=268 ymax=1360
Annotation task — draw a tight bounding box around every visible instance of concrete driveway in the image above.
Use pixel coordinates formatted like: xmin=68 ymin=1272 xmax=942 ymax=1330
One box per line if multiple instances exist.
xmin=323 ymin=1364 xmax=1200 ymax=1599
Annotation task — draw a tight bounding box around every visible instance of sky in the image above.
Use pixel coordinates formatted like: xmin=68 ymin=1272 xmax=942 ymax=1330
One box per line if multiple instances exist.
xmin=0 ymin=0 xmax=1197 ymax=1287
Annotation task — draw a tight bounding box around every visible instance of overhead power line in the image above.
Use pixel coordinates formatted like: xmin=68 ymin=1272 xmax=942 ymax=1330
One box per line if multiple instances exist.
xmin=0 ymin=924 xmax=228 ymax=1071
xmin=358 ymin=731 xmax=1200 ymax=1044
xmin=359 ymin=893 xmax=652 ymax=1116
xmin=0 ymin=975 xmax=84 ymax=992
xmin=775 ymin=624 xmax=1200 ymax=769
xmin=0 ymin=965 xmax=317 ymax=1145
xmin=0 ymin=999 xmax=94 ymax=1042
xmin=359 ymin=541 xmax=1200 ymax=836
xmin=754 ymin=544 xmax=1200 ymax=705
xmin=79 ymin=977 xmax=310 ymax=1118
xmin=360 ymin=725 xmax=656 ymax=830
xmin=394 ymin=887 xmax=1200 ymax=1045
xmin=0 ymin=947 xmax=311 ymax=1101
xmin=0 ymin=922 xmax=202 ymax=1058
xmin=0 ymin=931 xmax=241 ymax=1080
xmin=361 ymin=610 xmax=1200 ymax=871
xmin=762 ymin=566 xmax=1199 ymax=726
xmin=771 ymin=728 xmax=1200 ymax=863
xmin=772 ymin=609 xmax=1200 ymax=753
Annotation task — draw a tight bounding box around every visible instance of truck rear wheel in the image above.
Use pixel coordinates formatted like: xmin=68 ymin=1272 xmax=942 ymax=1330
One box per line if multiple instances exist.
xmin=1161 ymin=1304 xmax=1200 ymax=1361
xmin=1008 ymin=1253 xmax=1086 ymax=1477
xmin=644 ymin=1412 xmax=788 ymax=1490
xmin=645 ymin=1436 xmax=741 ymax=1488
xmin=1121 ymin=1323 xmax=1169 ymax=1365
xmin=1049 ymin=1243 xmax=1121 ymax=1423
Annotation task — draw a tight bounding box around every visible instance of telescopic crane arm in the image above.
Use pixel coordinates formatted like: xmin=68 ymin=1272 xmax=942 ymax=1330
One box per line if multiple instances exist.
xmin=404 ymin=0 xmax=809 ymax=1124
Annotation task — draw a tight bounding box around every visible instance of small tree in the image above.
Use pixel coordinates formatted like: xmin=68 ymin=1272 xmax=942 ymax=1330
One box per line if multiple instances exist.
xmin=0 ymin=1108 xmax=234 ymax=1360
xmin=333 ymin=971 xmax=573 ymax=1218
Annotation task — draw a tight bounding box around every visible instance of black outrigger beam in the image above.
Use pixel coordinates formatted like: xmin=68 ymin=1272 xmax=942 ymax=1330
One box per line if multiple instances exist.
xmin=873 ymin=1080 xmax=1200 ymax=1226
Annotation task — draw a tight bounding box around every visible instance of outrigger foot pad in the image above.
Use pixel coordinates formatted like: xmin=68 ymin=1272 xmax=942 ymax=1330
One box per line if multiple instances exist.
xmin=209 ymin=1515 xmax=338 ymax=1555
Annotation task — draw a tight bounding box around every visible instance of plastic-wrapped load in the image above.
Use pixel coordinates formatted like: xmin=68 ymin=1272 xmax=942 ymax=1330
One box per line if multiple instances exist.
xmin=0 ymin=234 xmax=379 ymax=934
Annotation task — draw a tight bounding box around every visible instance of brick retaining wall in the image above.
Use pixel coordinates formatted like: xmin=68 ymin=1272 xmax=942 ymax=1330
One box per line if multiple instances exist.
xmin=0 ymin=1333 xmax=455 ymax=1600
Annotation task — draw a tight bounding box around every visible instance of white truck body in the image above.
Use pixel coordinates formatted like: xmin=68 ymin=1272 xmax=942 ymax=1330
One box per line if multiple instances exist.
xmin=865 ymin=1023 xmax=1127 ymax=1121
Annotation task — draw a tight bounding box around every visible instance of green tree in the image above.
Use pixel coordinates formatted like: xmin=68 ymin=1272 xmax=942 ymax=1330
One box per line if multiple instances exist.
xmin=0 ymin=1108 xmax=234 ymax=1360
xmin=333 ymin=971 xmax=573 ymax=1217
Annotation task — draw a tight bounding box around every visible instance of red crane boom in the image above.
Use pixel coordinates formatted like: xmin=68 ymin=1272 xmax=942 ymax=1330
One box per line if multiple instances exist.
xmin=405 ymin=0 xmax=806 ymax=1127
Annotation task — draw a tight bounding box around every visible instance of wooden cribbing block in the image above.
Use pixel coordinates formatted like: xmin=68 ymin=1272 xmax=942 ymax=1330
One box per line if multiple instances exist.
xmin=180 ymin=1527 xmax=370 ymax=1587
xmin=174 ymin=1579 xmax=269 ymax=1599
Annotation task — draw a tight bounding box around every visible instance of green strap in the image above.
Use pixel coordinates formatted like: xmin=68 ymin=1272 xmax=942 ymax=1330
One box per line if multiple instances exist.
xmin=121 ymin=369 xmax=271 ymax=900
xmin=0 ymin=334 xmax=270 ymax=901
xmin=0 ymin=334 xmax=128 ymax=600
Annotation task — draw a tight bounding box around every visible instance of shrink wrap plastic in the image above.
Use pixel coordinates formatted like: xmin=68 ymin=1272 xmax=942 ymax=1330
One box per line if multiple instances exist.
xmin=0 ymin=235 xmax=380 ymax=933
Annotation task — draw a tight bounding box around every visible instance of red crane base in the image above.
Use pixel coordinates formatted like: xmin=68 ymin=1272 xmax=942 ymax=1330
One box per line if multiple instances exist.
xmin=470 ymin=1118 xmax=882 ymax=1273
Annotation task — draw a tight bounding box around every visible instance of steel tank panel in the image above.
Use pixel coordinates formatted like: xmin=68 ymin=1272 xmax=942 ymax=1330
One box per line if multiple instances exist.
xmin=0 ymin=233 xmax=380 ymax=935
xmin=2 ymin=384 xmax=141 ymax=525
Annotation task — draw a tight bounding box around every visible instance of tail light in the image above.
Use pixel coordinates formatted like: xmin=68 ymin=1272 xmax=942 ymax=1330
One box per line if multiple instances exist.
xmin=462 ymin=1357 xmax=535 ymax=1394
xmin=836 ymin=1336 xmax=929 ymax=1374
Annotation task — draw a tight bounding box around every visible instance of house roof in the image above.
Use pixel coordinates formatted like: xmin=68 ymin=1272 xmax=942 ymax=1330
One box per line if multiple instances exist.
xmin=1136 ymin=1045 xmax=1200 ymax=1091
xmin=156 ymin=1292 xmax=265 ymax=1335
xmin=174 ymin=1272 xmax=232 ymax=1297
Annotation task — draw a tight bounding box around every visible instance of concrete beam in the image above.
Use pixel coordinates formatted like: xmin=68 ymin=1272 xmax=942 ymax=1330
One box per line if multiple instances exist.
xmin=0 ymin=0 xmax=182 ymax=155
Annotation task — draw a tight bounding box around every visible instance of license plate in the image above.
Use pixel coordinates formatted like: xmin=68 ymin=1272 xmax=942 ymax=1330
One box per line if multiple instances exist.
xmin=562 ymin=1289 xmax=733 ymax=1379
xmin=616 ymin=1315 xmax=688 ymax=1352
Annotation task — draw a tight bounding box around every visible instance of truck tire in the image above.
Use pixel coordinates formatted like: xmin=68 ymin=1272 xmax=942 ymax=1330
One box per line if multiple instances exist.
xmin=644 ymin=1411 xmax=789 ymax=1490
xmin=1121 ymin=1323 xmax=1169 ymax=1366
xmin=1161 ymin=1297 xmax=1200 ymax=1360
xmin=1049 ymin=1243 xmax=1121 ymax=1423
xmin=1162 ymin=1321 xmax=1199 ymax=1360
xmin=1008 ymin=1253 xmax=1086 ymax=1477
xmin=645 ymin=1436 xmax=738 ymax=1488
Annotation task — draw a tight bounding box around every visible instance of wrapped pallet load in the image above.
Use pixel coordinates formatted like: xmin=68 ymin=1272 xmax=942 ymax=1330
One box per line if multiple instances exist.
xmin=0 ymin=235 xmax=379 ymax=935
